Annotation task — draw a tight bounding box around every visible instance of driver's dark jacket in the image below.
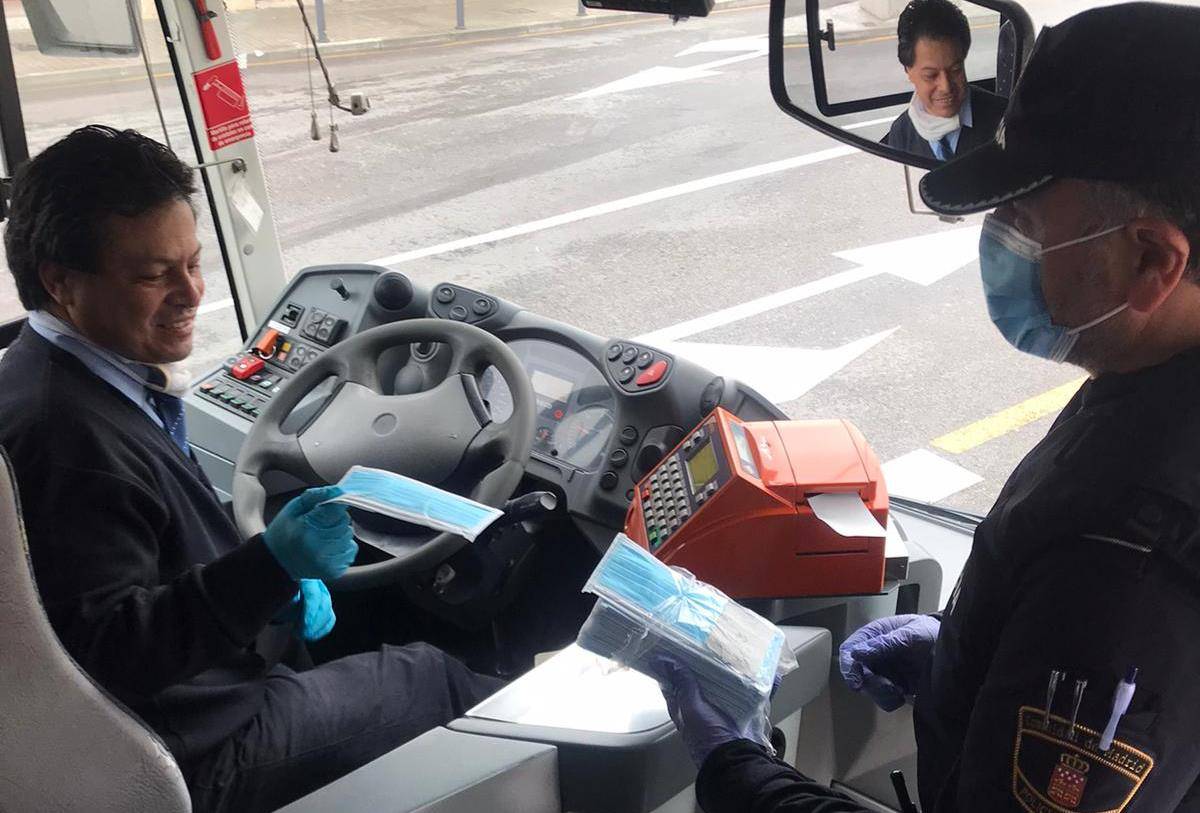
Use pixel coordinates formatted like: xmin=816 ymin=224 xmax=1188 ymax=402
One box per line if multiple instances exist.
xmin=914 ymin=346 xmax=1200 ymax=811
xmin=0 ymin=327 xmax=301 ymax=763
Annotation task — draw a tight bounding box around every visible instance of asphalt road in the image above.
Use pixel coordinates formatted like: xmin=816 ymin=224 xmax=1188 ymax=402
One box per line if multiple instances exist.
xmin=1 ymin=5 xmax=1083 ymax=516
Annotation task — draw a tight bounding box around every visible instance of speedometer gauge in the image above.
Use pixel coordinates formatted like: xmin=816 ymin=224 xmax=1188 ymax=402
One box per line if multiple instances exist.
xmin=552 ymin=406 xmax=615 ymax=472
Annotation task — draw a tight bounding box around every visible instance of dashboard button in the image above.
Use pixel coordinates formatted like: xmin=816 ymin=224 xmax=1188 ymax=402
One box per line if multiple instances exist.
xmin=610 ymin=448 xmax=628 ymax=468
xmin=621 ymin=426 xmax=639 ymax=446
xmin=449 ymin=304 xmax=469 ymax=321
xmin=600 ymin=471 xmax=619 ymax=490
xmin=436 ymin=286 xmax=457 ymax=304
xmin=230 ymin=356 xmax=265 ymax=380
xmin=636 ymin=351 xmax=654 ymax=369
xmin=621 ymin=347 xmax=639 ymax=364
xmin=472 ymin=298 xmax=493 ymax=316
xmin=607 ymin=343 xmax=624 ymax=361
xmin=618 ymin=366 xmax=635 ymax=384
xmin=636 ymin=360 xmax=669 ymax=387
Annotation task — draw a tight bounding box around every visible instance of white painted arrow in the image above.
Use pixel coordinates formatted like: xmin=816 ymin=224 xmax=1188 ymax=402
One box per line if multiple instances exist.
xmin=573 ymin=38 xmax=768 ymax=99
xmin=835 ymin=224 xmax=981 ymax=286
xmin=674 ymin=35 xmax=768 ymax=57
xmin=638 ymin=226 xmax=981 ymax=346
xmin=658 ymin=329 xmax=897 ymax=404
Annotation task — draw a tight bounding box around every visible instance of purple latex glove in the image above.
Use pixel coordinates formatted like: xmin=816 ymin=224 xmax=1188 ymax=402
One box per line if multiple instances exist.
xmin=839 ymin=614 xmax=940 ymax=712
xmin=647 ymin=653 xmax=743 ymax=767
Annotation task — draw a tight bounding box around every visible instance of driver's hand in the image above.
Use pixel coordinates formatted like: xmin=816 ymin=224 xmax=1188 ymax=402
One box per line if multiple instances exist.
xmin=272 ymin=579 xmax=337 ymax=641
xmin=264 ymin=486 xmax=358 ymax=581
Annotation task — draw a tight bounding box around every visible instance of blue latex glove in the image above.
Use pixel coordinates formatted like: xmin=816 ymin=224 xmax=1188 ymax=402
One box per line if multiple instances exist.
xmin=263 ymin=486 xmax=358 ymax=581
xmin=647 ymin=653 xmax=744 ymax=767
xmin=273 ymin=579 xmax=337 ymax=641
xmin=839 ymin=614 xmax=940 ymax=712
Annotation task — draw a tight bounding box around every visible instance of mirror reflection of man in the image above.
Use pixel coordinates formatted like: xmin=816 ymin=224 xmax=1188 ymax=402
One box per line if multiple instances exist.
xmin=883 ymin=0 xmax=1005 ymax=162
xmin=0 ymin=126 xmax=503 ymax=813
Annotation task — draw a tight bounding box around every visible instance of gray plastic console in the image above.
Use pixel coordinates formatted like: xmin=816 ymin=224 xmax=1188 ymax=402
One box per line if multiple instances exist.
xmin=277 ymin=727 xmax=559 ymax=813
xmin=450 ymin=626 xmax=831 ymax=813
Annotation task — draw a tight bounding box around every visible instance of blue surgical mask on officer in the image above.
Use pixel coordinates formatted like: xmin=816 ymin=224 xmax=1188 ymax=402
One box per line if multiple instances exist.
xmin=978 ymin=214 xmax=1130 ymax=362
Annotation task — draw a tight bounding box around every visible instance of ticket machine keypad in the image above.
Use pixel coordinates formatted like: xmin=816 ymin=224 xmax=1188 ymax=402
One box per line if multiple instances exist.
xmin=639 ymin=420 xmax=729 ymax=551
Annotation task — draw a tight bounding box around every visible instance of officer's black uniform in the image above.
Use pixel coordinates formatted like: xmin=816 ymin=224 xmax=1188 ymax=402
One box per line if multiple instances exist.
xmin=911 ymin=346 xmax=1200 ymax=811
xmin=691 ymin=347 xmax=1200 ymax=813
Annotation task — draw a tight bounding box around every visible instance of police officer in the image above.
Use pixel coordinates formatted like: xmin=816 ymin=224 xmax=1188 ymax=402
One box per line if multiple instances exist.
xmin=657 ymin=4 xmax=1200 ymax=811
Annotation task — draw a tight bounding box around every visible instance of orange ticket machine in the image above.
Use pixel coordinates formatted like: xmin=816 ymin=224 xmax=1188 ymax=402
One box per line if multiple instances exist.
xmin=624 ymin=408 xmax=888 ymax=599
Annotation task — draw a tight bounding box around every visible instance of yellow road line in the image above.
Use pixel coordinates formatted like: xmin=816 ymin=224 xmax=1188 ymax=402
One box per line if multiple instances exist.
xmin=932 ymin=376 xmax=1087 ymax=455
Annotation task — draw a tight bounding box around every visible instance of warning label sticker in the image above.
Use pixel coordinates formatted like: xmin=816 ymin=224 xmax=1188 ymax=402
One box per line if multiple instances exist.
xmin=193 ymin=61 xmax=254 ymax=151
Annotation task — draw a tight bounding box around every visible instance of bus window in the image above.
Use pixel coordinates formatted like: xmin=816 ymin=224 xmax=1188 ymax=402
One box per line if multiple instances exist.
xmin=0 ymin=0 xmax=243 ymax=373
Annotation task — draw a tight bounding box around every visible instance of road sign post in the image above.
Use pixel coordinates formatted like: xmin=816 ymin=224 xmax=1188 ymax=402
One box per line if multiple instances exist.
xmin=456 ymin=0 xmax=466 ymax=29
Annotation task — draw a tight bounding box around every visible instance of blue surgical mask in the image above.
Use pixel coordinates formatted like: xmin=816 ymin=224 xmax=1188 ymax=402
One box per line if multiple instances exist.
xmin=329 ymin=465 xmax=503 ymax=540
xmin=979 ymin=214 xmax=1130 ymax=362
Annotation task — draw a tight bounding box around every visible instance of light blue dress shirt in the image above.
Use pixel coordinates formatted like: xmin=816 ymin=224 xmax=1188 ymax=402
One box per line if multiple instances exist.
xmin=927 ymin=91 xmax=974 ymax=161
xmin=26 ymin=310 xmax=166 ymax=430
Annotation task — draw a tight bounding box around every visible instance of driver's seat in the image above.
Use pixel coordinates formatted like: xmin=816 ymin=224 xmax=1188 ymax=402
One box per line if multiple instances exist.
xmin=0 ymin=446 xmax=191 ymax=812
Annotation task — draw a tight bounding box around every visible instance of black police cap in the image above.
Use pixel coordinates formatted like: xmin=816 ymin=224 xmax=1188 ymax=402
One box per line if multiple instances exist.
xmin=920 ymin=2 xmax=1200 ymax=215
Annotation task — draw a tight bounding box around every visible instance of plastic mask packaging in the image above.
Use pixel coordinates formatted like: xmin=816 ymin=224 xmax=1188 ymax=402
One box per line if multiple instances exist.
xmin=326 ymin=465 xmax=503 ymax=541
xmin=577 ymin=534 xmax=796 ymax=741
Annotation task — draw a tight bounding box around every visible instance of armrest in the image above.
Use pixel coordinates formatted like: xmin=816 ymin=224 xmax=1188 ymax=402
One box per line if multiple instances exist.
xmin=277 ymin=727 xmax=559 ymax=813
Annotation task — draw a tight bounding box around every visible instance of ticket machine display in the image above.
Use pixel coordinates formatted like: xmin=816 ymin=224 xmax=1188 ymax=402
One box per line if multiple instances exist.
xmin=624 ymin=408 xmax=888 ymax=598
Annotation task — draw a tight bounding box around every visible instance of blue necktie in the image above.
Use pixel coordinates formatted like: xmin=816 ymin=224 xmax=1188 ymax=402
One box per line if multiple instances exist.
xmin=938 ymin=135 xmax=955 ymax=160
xmin=150 ymin=391 xmax=190 ymax=455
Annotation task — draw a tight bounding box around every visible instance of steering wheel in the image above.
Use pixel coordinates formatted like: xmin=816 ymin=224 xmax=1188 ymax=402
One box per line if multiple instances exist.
xmin=233 ymin=318 xmax=536 ymax=590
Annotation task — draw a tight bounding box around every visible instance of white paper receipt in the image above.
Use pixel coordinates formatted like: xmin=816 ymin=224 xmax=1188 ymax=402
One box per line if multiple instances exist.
xmin=808 ymin=492 xmax=886 ymax=538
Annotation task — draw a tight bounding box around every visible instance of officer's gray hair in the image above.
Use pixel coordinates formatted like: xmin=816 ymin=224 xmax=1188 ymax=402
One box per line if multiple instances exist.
xmin=1083 ymin=179 xmax=1200 ymax=280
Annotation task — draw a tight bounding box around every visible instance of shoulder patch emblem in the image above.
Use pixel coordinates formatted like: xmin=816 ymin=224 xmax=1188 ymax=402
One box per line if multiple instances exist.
xmin=1013 ymin=706 xmax=1154 ymax=813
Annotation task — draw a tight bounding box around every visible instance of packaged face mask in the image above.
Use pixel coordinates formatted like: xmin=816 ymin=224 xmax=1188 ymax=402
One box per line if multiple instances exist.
xmin=326 ymin=465 xmax=503 ymax=541
xmin=577 ymin=534 xmax=796 ymax=745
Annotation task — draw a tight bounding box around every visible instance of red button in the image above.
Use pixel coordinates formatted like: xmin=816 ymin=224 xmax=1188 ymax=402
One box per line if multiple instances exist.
xmin=230 ymin=356 xmax=265 ymax=380
xmin=635 ymin=360 xmax=668 ymax=387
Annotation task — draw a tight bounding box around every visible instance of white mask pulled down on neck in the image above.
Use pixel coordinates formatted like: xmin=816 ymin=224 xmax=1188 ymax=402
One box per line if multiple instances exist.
xmin=907 ymin=93 xmax=960 ymax=141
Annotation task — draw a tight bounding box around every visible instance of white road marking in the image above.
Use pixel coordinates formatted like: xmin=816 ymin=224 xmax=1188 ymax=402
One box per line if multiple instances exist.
xmin=835 ymin=224 xmax=981 ymax=286
xmin=881 ymin=449 xmax=982 ymax=503
xmin=571 ymin=51 xmax=764 ymax=98
xmin=637 ymin=265 xmax=881 ymax=345
xmin=198 ymin=298 xmax=235 ymax=316
xmin=674 ymin=35 xmax=768 ymax=57
xmin=660 ymin=329 xmax=897 ymax=404
xmin=637 ymin=226 xmax=981 ymax=345
xmin=844 ymin=115 xmax=901 ymax=131
xmin=367 ymin=144 xmax=858 ymax=267
xmin=573 ymin=38 xmax=767 ymax=99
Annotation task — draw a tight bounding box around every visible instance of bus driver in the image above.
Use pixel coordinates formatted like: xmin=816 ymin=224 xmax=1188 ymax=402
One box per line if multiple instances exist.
xmin=0 ymin=125 xmax=503 ymax=813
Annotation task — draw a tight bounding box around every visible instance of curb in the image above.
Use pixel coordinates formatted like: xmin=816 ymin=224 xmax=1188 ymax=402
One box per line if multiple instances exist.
xmin=20 ymin=0 xmax=767 ymax=91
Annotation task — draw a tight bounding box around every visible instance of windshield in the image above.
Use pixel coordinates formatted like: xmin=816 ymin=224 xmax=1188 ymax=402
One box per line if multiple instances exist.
xmin=1 ymin=0 xmax=1103 ymax=516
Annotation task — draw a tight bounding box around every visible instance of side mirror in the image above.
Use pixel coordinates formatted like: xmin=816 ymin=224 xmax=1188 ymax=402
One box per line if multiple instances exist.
xmin=769 ymin=0 xmax=1033 ymax=169
xmin=25 ymin=0 xmax=141 ymax=58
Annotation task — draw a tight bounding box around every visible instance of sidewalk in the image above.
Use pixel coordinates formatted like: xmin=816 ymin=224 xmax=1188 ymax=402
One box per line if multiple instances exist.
xmin=9 ymin=0 xmax=766 ymax=89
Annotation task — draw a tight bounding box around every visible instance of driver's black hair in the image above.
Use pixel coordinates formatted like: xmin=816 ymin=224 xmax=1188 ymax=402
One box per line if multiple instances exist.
xmin=897 ymin=0 xmax=972 ymax=69
xmin=4 ymin=124 xmax=196 ymax=310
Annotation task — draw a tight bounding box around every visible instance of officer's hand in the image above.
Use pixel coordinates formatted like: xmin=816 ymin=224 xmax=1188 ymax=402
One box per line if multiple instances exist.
xmin=839 ymin=614 xmax=940 ymax=712
xmin=264 ymin=486 xmax=358 ymax=581
xmin=648 ymin=653 xmax=744 ymax=767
